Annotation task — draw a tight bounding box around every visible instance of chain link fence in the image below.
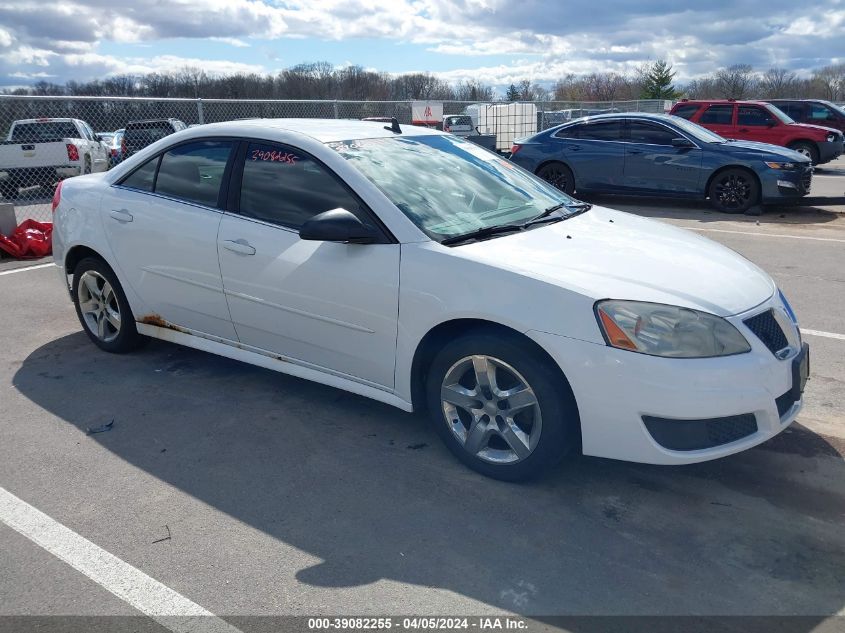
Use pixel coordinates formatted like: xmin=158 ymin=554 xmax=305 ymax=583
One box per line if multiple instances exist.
xmin=0 ymin=95 xmax=668 ymax=225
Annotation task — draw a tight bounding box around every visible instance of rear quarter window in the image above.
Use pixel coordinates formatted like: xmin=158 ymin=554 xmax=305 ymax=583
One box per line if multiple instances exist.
xmin=671 ymin=104 xmax=700 ymax=120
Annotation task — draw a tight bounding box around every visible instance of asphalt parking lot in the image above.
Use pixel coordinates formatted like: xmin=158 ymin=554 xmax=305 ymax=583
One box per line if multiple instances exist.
xmin=1 ymin=158 xmax=844 ymax=632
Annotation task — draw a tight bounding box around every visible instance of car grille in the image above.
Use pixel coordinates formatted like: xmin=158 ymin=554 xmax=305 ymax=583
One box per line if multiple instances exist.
xmin=801 ymin=169 xmax=812 ymax=193
xmin=744 ymin=309 xmax=788 ymax=356
xmin=642 ymin=414 xmax=758 ymax=451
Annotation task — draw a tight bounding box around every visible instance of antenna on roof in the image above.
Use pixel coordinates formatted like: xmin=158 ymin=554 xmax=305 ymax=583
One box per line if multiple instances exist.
xmin=384 ymin=117 xmax=402 ymax=134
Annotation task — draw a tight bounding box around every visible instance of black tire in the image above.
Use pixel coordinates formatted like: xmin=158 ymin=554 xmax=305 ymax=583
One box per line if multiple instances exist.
xmin=787 ymin=141 xmax=819 ymax=165
xmin=536 ymin=162 xmax=575 ymax=195
xmin=708 ymin=168 xmax=759 ymax=214
xmin=72 ymin=257 xmax=144 ymax=353
xmin=0 ymin=181 xmax=19 ymax=200
xmin=83 ymin=156 xmax=92 ymax=175
xmin=426 ymin=329 xmax=579 ymax=481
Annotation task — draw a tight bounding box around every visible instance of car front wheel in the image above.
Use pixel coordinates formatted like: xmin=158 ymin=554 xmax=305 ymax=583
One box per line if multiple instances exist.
xmin=426 ymin=331 xmax=579 ymax=481
xmin=787 ymin=141 xmax=819 ymax=165
xmin=72 ymin=257 xmax=144 ymax=353
xmin=708 ymin=168 xmax=759 ymax=214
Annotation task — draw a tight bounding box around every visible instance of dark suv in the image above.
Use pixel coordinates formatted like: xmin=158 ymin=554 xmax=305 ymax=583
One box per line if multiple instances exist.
xmin=123 ymin=119 xmax=187 ymax=157
xmin=768 ymin=99 xmax=845 ymax=135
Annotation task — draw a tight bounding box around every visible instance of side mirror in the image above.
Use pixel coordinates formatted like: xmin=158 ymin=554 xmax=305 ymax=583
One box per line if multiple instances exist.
xmin=299 ymin=208 xmax=380 ymax=244
xmin=671 ymin=137 xmax=694 ymax=148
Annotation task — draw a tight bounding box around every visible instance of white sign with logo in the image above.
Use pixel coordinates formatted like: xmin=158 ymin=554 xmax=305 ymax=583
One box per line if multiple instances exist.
xmin=411 ymin=101 xmax=443 ymax=126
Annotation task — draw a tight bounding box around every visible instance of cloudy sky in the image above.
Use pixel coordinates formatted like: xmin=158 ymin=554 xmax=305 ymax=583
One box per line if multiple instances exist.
xmin=0 ymin=0 xmax=843 ymax=89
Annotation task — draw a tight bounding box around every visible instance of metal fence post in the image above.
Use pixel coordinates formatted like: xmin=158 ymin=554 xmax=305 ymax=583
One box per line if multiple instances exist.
xmin=197 ymin=98 xmax=205 ymax=125
xmin=333 ymin=100 xmax=339 ymax=119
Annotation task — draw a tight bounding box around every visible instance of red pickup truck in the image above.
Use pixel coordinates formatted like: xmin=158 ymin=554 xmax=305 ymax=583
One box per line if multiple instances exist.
xmin=670 ymin=99 xmax=844 ymax=165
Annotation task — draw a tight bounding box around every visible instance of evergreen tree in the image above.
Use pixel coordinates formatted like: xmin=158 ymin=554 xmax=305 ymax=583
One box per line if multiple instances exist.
xmin=505 ymin=83 xmax=521 ymax=101
xmin=640 ymin=60 xmax=680 ymax=99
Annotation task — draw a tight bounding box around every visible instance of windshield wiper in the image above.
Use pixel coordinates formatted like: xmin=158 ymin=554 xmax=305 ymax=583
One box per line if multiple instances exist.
xmin=520 ymin=202 xmax=592 ymax=228
xmin=440 ymin=223 xmax=525 ymax=246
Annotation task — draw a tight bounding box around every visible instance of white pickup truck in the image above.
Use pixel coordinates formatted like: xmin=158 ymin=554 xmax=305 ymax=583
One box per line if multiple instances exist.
xmin=0 ymin=118 xmax=109 ymax=199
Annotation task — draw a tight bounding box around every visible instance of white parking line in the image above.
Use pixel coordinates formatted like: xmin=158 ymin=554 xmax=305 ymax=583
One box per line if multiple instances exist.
xmin=0 ymin=262 xmax=54 ymax=276
xmin=686 ymin=227 xmax=845 ymax=243
xmin=802 ymin=328 xmax=845 ymax=341
xmin=0 ymin=486 xmax=243 ymax=633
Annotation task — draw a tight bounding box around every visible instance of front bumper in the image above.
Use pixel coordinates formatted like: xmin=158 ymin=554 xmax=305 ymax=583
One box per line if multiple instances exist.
xmin=527 ymin=294 xmax=806 ymax=465
xmin=762 ymin=166 xmax=812 ymax=201
xmin=817 ymin=138 xmax=844 ymax=164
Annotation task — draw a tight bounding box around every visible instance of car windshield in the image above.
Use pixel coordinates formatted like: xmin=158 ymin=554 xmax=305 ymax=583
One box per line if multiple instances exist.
xmin=823 ymin=101 xmax=845 ymax=117
xmin=329 ymin=134 xmax=582 ymax=241
xmin=765 ymin=104 xmax=795 ymax=124
xmin=11 ymin=121 xmax=78 ymax=142
xmin=667 ymin=116 xmax=727 ymax=143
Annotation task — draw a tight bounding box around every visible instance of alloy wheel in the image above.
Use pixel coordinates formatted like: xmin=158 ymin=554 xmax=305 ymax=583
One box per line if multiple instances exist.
xmin=713 ymin=173 xmax=751 ymax=210
xmin=539 ymin=165 xmax=569 ymax=192
xmin=77 ymin=270 xmax=121 ymax=343
xmin=440 ymin=355 xmax=542 ymax=464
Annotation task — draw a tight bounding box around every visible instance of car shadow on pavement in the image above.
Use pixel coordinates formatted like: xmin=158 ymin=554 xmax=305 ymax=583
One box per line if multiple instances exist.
xmin=12 ymin=332 xmax=845 ymax=624
xmin=582 ymin=194 xmax=844 ymax=226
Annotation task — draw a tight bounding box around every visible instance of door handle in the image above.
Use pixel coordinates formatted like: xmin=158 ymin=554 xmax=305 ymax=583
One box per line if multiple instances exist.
xmin=221 ymin=239 xmax=256 ymax=256
xmin=566 ymin=145 xmax=582 ymax=151
xmin=739 ymin=128 xmax=749 ymax=132
xmin=109 ymin=209 xmax=133 ymax=223
xmin=628 ymin=149 xmax=643 ymax=155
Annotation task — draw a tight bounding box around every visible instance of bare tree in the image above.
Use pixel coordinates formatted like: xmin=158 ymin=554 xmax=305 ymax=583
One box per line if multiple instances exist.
xmin=811 ymin=64 xmax=845 ymax=101
xmin=714 ymin=64 xmax=756 ymax=99
xmin=758 ymin=68 xmax=798 ymax=98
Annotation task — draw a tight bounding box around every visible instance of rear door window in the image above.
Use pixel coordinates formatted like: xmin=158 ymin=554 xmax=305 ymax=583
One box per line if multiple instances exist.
xmin=699 ymin=105 xmax=734 ymax=125
xmin=578 ymin=121 xmax=623 ymax=141
xmin=119 ymin=157 xmax=159 ymax=192
xmin=154 ymin=141 xmax=233 ymax=208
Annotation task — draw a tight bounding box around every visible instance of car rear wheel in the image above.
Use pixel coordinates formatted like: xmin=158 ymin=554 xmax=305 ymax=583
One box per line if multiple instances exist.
xmin=426 ymin=331 xmax=579 ymax=481
xmin=537 ymin=162 xmax=575 ymax=195
xmin=708 ymin=168 xmax=759 ymax=214
xmin=787 ymin=141 xmax=819 ymax=165
xmin=72 ymin=257 xmax=144 ymax=353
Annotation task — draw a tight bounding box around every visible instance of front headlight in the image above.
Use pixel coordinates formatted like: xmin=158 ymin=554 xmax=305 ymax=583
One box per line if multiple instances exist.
xmin=826 ymin=133 xmax=836 ymax=143
xmin=595 ymin=300 xmax=751 ymax=358
xmin=764 ymin=161 xmax=796 ymax=170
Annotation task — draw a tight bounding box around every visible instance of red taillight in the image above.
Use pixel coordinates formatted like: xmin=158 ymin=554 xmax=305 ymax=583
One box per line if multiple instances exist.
xmin=51 ymin=180 xmax=63 ymax=214
xmin=121 ymin=138 xmax=127 ymax=154
xmin=444 ymin=125 xmax=451 ymax=132
xmin=66 ymin=143 xmax=79 ymax=161
xmin=111 ymin=149 xmax=118 ymax=157
xmin=510 ymin=144 xmax=522 ymax=156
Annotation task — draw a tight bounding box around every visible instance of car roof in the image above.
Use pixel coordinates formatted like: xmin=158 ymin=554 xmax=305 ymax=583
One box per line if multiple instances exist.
xmin=192 ymin=118 xmax=444 ymax=143
xmin=560 ymin=112 xmax=681 ymax=124
xmin=673 ymin=100 xmax=770 ymax=107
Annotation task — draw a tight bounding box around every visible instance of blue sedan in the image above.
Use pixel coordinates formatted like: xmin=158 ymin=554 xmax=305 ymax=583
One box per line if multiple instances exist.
xmin=510 ymin=113 xmax=813 ymax=213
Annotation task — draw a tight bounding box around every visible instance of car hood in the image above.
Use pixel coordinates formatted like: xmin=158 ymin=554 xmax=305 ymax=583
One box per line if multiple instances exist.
xmin=721 ymin=139 xmax=811 ymax=162
xmin=789 ymin=122 xmax=840 ymax=136
xmin=454 ymin=206 xmax=775 ymax=317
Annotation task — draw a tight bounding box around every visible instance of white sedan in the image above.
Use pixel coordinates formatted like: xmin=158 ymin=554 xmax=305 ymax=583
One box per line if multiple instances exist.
xmin=51 ymin=119 xmax=809 ymax=480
